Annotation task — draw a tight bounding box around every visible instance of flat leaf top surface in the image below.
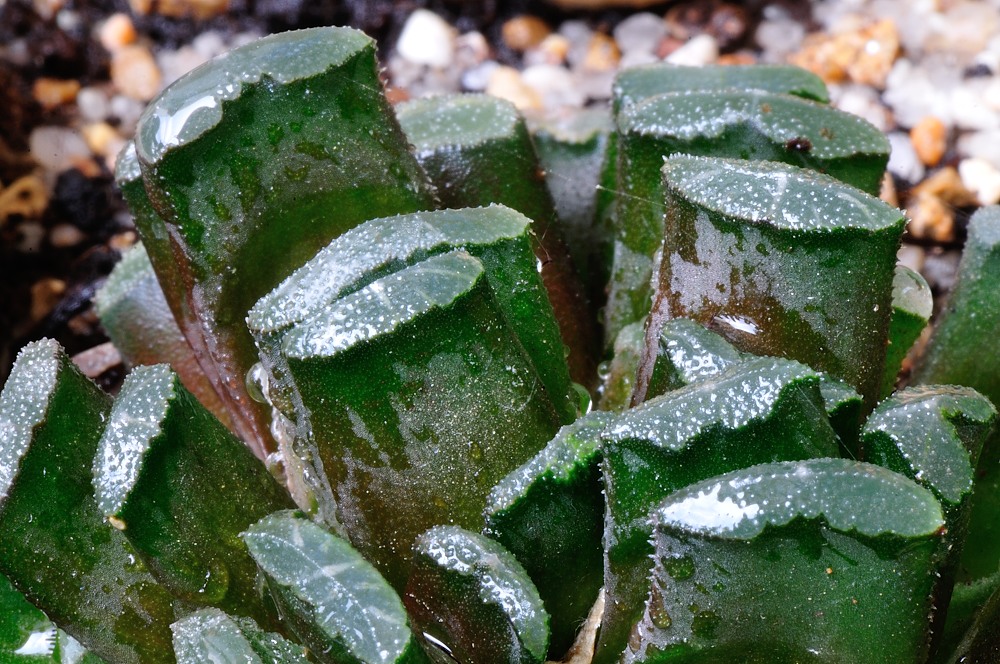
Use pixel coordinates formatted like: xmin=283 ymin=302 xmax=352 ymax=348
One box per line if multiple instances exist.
xmin=92 ymin=243 xmax=155 ymax=318
xmin=171 ymin=608 xmax=308 ymax=664
xmin=281 ymin=251 xmax=483 ymax=359
xmin=414 ymin=525 xmax=549 ymax=662
xmin=0 ymin=341 xmax=59 ymax=501
xmin=397 ymin=94 xmax=520 ymax=151
xmin=136 ymin=27 xmax=371 ymax=162
xmin=612 ymin=63 xmax=829 ymax=112
xmin=604 ymin=356 xmax=820 ymax=449
xmin=662 ymin=155 xmax=904 ymax=233
xmin=622 ymin=89 xmax=887 ymax=161
xmin=820 ymin=378 xmax=863 ymax=414
xmin=92 ymin=365 xmax=174 ymax=516
xmin=862 ymin=385 xmax=996 ymax=504
xmin=647 ymin=317 xmax=744 ymax=397
xmin=655 ymin=458 xmax=944 ymax=540
xmin=487 ymin=411 xmax=610 ymax=515
xmin=250 ymin=206 xmax=529 ymax=335
xmin=893 ymin=265 xmax=933 ymax=320
xmin=242 ymin=511 xmax=412 ymax=664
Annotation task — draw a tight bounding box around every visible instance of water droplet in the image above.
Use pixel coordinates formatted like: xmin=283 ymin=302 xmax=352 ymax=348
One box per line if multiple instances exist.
xmin=572 ymin=382 xmax=593 ymax=416
xmin=245 ymin=363 xmax=270 ymax=405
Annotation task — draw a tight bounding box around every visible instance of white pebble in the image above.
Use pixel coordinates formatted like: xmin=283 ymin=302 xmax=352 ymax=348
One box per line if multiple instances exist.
xmin=959 ymin=157 xmax=1000 ymax=205
xmin=755 ymin=18 xmax=805 ymax=62
xmin=950 ymin=84 xmax=1000 ymax=131
xmin=956 ymin=129 xmax=1000 ymax=165
xmin=665 ymin=34 xmax=718 ymax=67
xmin=28 ymin=126 xmax=91 ymax=172
xmin=396 ymin=9 xmax=456 ymax=68
xmin=834 ymin=84 xmax=892 ymax=132
xmin=613 ymin=13 xmax=667 ymax=56
xmin=522 ymin=64 xmax=586 ymax=109
xmin=461 ymin=60 xmax=500 ymax=91
xmin=76 ymin=87 xmax=110 ymax=123
xmin=157 ymin=46 xmax=209 ymax=88
xmin=108 ymin=95 xmax=145 ymax=135
xmin=192 ymin=31 xmax=226 ymax=59
xmin=887 ymin=132 xmax=925 ymax=183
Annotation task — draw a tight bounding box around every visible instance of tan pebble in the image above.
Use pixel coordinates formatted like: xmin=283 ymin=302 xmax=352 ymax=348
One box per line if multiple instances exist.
xmin=530 ymin=34 xmax=571 ymax=65
xmin=790 ymin=18 xmax=899 ymax=88
xmin=0 ymin=175 xmax=48 ymax=224
xmin=111 ymin=44 xmax=162 ymax=101
xmin=68 ymin=156 xmax=102 ymax=178
xmin=910 ymin=116 xmax=947 ymax=167
xmin=99 ymin=13 xmax=137 ymax=52
xmin=385 ymin=87 xmax=411 ymax=105
xmin=486 ymin=66 xmax=541 ymax=111
xmin=67 ymin=309 xmax=99 ymax=336
xmin=32 ymin=78 xmax=81 ymax=110
xmin=717 ymin=51 xmax=757 ymax=66
xmin=109 ymin=230 xmax=139 ymax=251
xmin=906 ymin=192 xmax=954 ymax=243
xmin=30 ymin=278 xmax=66 ymax=323
xmin=155 ymin=0 xmax=229 ymax=20
xmin=127 ymin=0 xmax=152 ymax=14
xmin=656 ymin=35 xmax=687 ymax=59
xmin=959 ymin=157 xmax=1000 ymax=206
xmin=582 ymin=33 xmax=621 ymax=72
xmin=81 ymin=122 xmax=121 ymax=156
xmin=545 ymin=0 xmax=662 ymax=8
xmin=50 ymin=223 xmax=86 ymax=248
xmin=880 ymin=171 xmax=897 ymax=207
xmin=911 ymin=166 xmax=977 ymax=207
xmin=502 ymin=15 xmax=550 ymax=52
xmin=32 ymin=0 xmax=63 ymax=20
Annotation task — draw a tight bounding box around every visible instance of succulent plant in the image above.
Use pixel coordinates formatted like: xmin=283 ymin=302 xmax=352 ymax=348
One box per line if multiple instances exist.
xmin=3 ymin=25 xmax=1000 ymax=664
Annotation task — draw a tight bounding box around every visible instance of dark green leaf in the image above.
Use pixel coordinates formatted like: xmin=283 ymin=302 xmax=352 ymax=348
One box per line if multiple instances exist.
xmin=881 ymin=265 xmax=933 ymax=398
xmin=171 ymin=608 xmax=310 ymax=663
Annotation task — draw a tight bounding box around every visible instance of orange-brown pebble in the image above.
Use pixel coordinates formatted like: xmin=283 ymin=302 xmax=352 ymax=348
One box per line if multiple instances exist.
xmin=912 ymin=166 xmax=977 ymax=207
xmin=385 ymin=87 xmax=411 ymax=105
xmin=880 ymin=171 xmax=897 ymax=207
xmin=790 ymin=18 xmax=899 ymax=88
xmin=502 ymin=15 xmax=551 ymax=52
xmin=906 ymin=192 xmax=954 ymax=243
xmin=717 ymin=51 xmax=757 ymax=66
xmin=30 ymin=278 xmax=66 ymax=324
xmin=82 ymin=122 xmax=126 ymax=160
xmin=910 ymin=116 xmax=947 ymax=167
xmin=127 ymin=0 xmax=152 ymax=14
xmin=155 ymin=0 xmax=229 ymax=20
xmin=111 ymin=44 xmax=162 ymax=101
xmin=486 ymin=66 xmax=542 ymax=111
xmin=99 ymin=13 xmax=137 ymax=52
xmin=32 ymin=78 xmax=81 ymax=110
xmin=582 ymin=33 xmax=621 ymax=72
xmin=532 ymin=33 xmax=571 ymax=64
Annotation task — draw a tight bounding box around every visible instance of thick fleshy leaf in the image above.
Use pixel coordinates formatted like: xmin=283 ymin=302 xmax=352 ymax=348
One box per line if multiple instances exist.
xmin=405 ymin=526 xmax=549 ymax=664
xmin=485 ymin=411 xmax=610 ymax=658
xmin=881 ymin=265 xmax=933 ymax=397
xmin=527 ymin=108 xmax=613 ymax=305
xmin=396 ymin=93 xmax=597 ymax=387
xmin=611 ymin=63 xmax=829 ymax=115
xmin=171 ymin=608 xmax=310 ymax=663
xmin=597 ymin=321 xmax=645 ymax=411
xmin=93 ymin=241 xmax=231 ymax=429
xmin=281 ymin=252 xmax=561 ymax=590
xmin=639 ymin=156 xmax=904 ymax=411
xmin=643 ymin=317 xmax=744 ymax=401
xmin=0 ymin=340 xmax=177 ymax=663
xmin=242 ymin=511 xmax=426 ymax=664
xmin=596 ymin=356 xmax=840 ymax=663
xmin=939 ymin=571 xmax=1000 ymax=663
xmin=130 ymin=27 xmax=436 ymax=458
xmin=630 ymin=459 xmax=944 ymax=663
xmin=92 ymin=364 xmax=294 ymax=627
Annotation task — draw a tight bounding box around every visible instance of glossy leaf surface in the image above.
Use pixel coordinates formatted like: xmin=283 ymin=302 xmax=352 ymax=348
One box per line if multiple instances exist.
xmin=281 ymin=252 xmax=561 ymax=590
xmin=242 ymin=511 xmax=426 ymax=664
xmin=131 ymin=27 xmax=436 ymax=458
xmin=92 ymin=364 xmax=294 ymax=627
xmin=405 ymin=525 xmax=549 ymax=664
xmin=631 ymin=459 xmax=944 ymax=663
xmin=881 ymin=265 xmax=933 ymax=398
xmin=642 ymin=317 xmax=744 ymax=402
xmin=93 ymin=241 xmax=231 ymax=429
xmin=642 ymin=156 xmax=904 ymax=410
xmin=0 ymin=340 xmax=177 ymax=663
xmin=397 ymin=93 xmax=597 ymax=386
xmin=485 ymin=411 xmax=610 ymax=657
xmin=596 ymin=356 xmax=841 ymax=662
xmin=171 ymin=608 xmax=310 ymax=663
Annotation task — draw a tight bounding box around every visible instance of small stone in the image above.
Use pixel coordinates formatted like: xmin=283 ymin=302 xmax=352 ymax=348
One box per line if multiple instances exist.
xmin=0 ymin=175 xmax=47 ymax=224
xmin=461 ymin=61 xmax=500 ymax=91
xmin=959 ymin=157 xmax=1000 ymax=205
xmin=50 ymin=223 xmax=86 ymax=248
xmin=111 ymin=44 xmax=162 ymax=102
xmin=897 ymin=244 xmax=924 ymax=274
xmin=755 ymin=16 xmax=805 ymax=62
xmin=522 ymin=64 xmax=586 ymax=109
xmin=906 ymin=192 xmax=954 ymax=243
xmin=192 ymin=30 xmax=227 ymax=59
xmin=887 ymin=132 xmax=925 ymax=184
xmin=910 ymin=116 xmax=947 ymax=167
xmin=525 ymin=34 xmax=571 ymax=66
xmin=76 ymin=86 xmax=110 ymax=122
xmin=455 ymin=31 xmax=490 ymax=69
xmin=108 ymin=95 xmax=146 ymax=135
xmin=109 ymin=230 xmax=138 ymax=251
xmin=72 ymin=342 xmax=123 ymax=380
xmin=29 ymin=126 xmax=91 ymax=172
xmin=957 ymin=129 xmax=1000 ymax=166
xmin=30 ymin=278 xmax=66 ymax=323
xmin=922 ymin=249 xmax=962 ymax=293
xmin=127 ymin=0 xmax=152 ymax=14
xmin=16 ymin=222 xmax=45 ymax=253
xmin=717 ymin=51 xmax=757 ymax=65
xmin=665 ymin=34 xmax=719 ymax=66
xmin=880 ymin=171 xmax=897 ymax=208
xmin=833 ymin=84 xmax=892 ymax=133
xmin=612 ymin=13 xmax=668 ymax=56
xmin=81 ymin=122 xmax=123 ymax=158
xmin=951 ymin=83 xmax=1000 ymax=131
xmin=486 ymin=66 xmax=541 ymax=111
xmin=396 ymin=9 xmax=456 ymax=68
xmin=157 ymin=45 xmax=209 ymax=87
xmin=790 ymin=18 xmax=899 ymax=88
xmin=561 ymin=20 xmax=595 ymax=69
xmin=582 ymin=33 xmax=621 ymax=72
xmin=153 ymin=0 xmax=229 ymax=20
xmin=32 ymin=78 xmax=80 ymax=110
xmin=911 ymin=167 xmax=977 ymax=208
xmin=502 ymin=15 xmax=550 ymax=52
xmin=98 ymin=13 xmax=136 ymax=52
xmin=545 ymin=0 xmax=663 ymax=8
